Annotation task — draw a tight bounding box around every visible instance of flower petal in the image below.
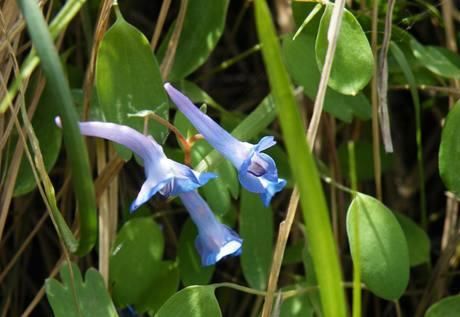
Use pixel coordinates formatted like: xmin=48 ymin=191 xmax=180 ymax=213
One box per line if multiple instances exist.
xmin=195 ymin=226 xmax=243 ymax=266
xmin=238 ymin=137 xmax=286 ymax=206
xmin=129 ymin=179 xmax=170 ymax=212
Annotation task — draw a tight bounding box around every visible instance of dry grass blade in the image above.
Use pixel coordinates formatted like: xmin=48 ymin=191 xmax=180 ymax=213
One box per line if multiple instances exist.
xmin=377 ymin=0 xmax=395 ymax=153
xmin=151 ymin=0 xmax=172 ymax=51
xmin=82 ymin=0 xmax=112 ymax=120
xmin=160 ymin=0 xmax=188 ymax=79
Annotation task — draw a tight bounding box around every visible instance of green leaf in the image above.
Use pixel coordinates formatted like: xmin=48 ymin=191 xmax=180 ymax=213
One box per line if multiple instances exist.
xmin=178 ymin=219 xmax=214 ymax=286
xmin=46 ymin=262 xmax=117 ymax=317
xmin=426 ymin=295 xmax=460 ymax=317
xmin=110 ymin=217 xmax=165 ymax=308
xmin=346 ymin=193 xmax=410 ymax=300
xmin=255 ymin=0 xmax=347 ymax=315
xmin=394 ymin=212 xmax=430 ymax=266
xmin=315 ymin=5 xmax=374 ymax=95
xmin=283 ymin=32 xmax=371 ymax=122
xmin=96 ymin=13 xmax=168 ymax=160
xmin=240 ymin=189 xmax=273 ymax=290
xmin=14 ymin=84 xmax=62 ymax=196
xmin=136 ymin=261 xmax=180 ymax=314
xmin=411 ymin=39 xmax=460 ymax=79
xmin=158 ymin=0 xmax=229 ymax=81
xmin=155 ymin=286 xmax=222 ymax=317
xmin=192 ymin=142 xmax=232 ymax=216
xmin=439 ymin=101 xmax=460 ymax=195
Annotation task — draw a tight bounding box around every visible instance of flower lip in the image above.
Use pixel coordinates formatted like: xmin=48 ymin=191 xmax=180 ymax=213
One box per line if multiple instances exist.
xmin=238 ymin=137 xmax=286 ymax=206
xmin=196 ymin=226 xmax=243 ymax=266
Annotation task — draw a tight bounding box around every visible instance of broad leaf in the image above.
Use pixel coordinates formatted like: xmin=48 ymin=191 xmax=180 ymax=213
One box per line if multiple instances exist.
xmin=411 ymin=39 xmax=460 ymax=79
xmin=283 ymin=32 xmax=371 ymax=122
xmin=158 ymin=0 xmax=229 ymax=81
xmin=426 ymin=295 xmax=460 ymax=317
xmin=110 ymin=217 xmax=166 ymax=309
xmin=439 ymin=101 xmax=460 ymax=195
xmin=96 ymin=12 xmax=168 ymax=160
xmin=156 ymin=286 xmax=222 ymax=317
xmin=46 ymin=262 xmax=117 ymax=317
xmin=240 ymin=189 xmax=273 ymax=290
xmin=316 ymin=4 xmax=374 ymax=95
xmin=346 ymin=193 xmax=410 ymax=300
xmin=395 ymin=212 xmax=430 ymax=266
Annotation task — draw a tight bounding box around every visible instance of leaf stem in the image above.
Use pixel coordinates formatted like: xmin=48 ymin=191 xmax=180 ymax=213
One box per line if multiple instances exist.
xmin=348 ymin=141 xmax=361 ymax=317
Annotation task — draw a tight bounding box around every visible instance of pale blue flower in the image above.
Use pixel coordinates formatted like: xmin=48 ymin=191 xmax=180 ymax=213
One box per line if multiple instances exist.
xmin=164 ymin=83 xmax=286 ymax=206
xmin=179 ymin=191 xmax=242 ymax=266
xmin=55 ymin=117 xmax=215 ymax=211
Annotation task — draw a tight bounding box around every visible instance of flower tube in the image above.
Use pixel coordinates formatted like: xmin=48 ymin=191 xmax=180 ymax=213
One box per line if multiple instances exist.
xmin=164 ymin=83 xmax=286 ymax=206
xmin=55 ymin=117 xmax=215 ymax=211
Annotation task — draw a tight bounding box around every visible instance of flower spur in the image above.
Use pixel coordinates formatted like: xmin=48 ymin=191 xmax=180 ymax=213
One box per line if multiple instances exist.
xmin=55 ymin=117 xmax=216 ymax=212
xmin=164 ymin=83 xmax=286 ymax=206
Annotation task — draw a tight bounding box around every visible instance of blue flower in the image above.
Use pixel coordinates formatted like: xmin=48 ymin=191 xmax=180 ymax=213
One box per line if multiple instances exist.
xmin=179 ymin=191 xmax=242 ymax=266
xmin=55 ymin=117 xmax=216 ymax=212
xmin=164 ymin=83 xmax=286 ymax=206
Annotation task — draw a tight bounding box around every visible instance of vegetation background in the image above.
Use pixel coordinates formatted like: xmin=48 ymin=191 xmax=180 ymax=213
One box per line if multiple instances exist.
xmin=1 ymin=0 xmax=460 ymax=316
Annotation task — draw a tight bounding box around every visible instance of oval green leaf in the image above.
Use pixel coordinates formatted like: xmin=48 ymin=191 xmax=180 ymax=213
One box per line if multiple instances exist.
xmin=439 ymin=101 xmax=460 ymax=195
xmin=110 ymin=217 xmax=165 ymax=307
xmin=157 ymin=0 xmax=229 ymax=81
xmin=136 ymin=261 xmax=180 ymax=314
xmin=394 ymin=212 xmax=430 ymax=266
xmin=426 ymin=295 xmax=460 ymax=317
xmin=346 ymin=193 xmax=410 ymax=300
xmin=156 ymin=286 xmax=222 ymax=317
xmin=240 ymin=189 xmax=273 ymax=290
xmin=411 ymin=39 xmax=460 ymax=79
xmin=96 ymin=14 xmax=168 ymax=160
xmin=315 ymin=5 xmax=374 ymax=95
xmin=283 ymin=32 xmax=371 ymax=122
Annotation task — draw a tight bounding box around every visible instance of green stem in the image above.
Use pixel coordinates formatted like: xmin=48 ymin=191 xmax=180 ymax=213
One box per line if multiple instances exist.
xmin=348 ymin=141 xmax=361 ymax=317
xmin=17 ymin=0 xmax=97 ymax=255
xmin=254 ymin=1 xmax=347 ymax=316
xmin=390 ymin=42 xmax=427 ymax=228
